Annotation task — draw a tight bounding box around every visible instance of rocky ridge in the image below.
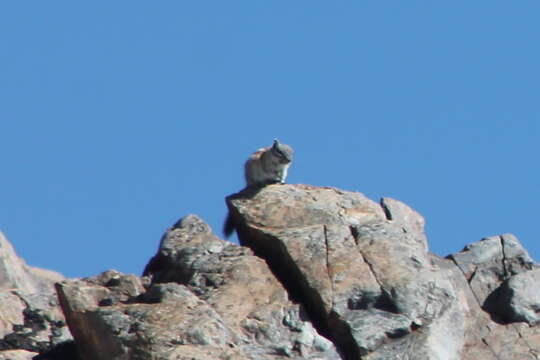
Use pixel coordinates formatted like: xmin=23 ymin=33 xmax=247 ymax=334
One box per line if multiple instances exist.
xmin=2 ymin=184 xmax=540 ymax=359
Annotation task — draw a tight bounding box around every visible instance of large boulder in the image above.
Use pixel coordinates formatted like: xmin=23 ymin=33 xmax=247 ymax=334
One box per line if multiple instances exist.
xmin=226 ymin=184 xmax=540 ymax=359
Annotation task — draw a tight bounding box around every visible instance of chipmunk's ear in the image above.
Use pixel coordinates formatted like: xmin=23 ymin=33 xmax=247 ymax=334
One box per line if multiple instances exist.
xmin=273 ymin=138 xmax=280 ymax=147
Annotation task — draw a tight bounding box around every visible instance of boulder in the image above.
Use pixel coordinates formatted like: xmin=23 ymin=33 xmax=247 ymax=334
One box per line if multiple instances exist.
xmin=490 ymin=268 xmax=540 ymax=325
xmin=57 ymin=215 xmax=339 ymax=360
xmin=448 ymin=233 xmax=535 ymax=308
xmin=226 ymin=184 xmax=540 ymax=359
xmin=226 ymin=184 xmax=466 ymax=359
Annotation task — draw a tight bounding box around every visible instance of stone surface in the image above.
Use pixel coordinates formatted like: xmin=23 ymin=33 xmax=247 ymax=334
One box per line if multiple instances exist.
xmin=0 ymin=350 xmax=36 ymax=360
xmin=448 ymin=233 xmax=536 ymax=308
xmin=491 ymin=268 xmax=540 ymax=325
xmin=0 ymin=232 xmax=63 ymax=294
xmin=226 ymin=184 xmax=465 ymax=359
xmin=226 ymin=184 xmax=540 ymax=359
xmin=0 ymin=291 xmax=71 ymax=353
xmin=0 ymin=231 xmax=72 ymax=359
xmin=4 ymin=184 xmax=540 ymax=359
xmin=58 ymin=214 xmax=340 ymax=360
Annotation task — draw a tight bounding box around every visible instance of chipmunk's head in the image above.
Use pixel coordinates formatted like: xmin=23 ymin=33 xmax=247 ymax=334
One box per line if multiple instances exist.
xmin=271 ymin=139 xmax=294 ymax=164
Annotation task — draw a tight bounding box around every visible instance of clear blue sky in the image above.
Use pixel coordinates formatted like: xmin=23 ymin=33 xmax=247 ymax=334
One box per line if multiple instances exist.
xmin=1 ymin=2 xmax=539 ymax=278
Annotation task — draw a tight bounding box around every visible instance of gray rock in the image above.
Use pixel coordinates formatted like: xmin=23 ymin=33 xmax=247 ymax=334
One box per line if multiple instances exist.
xmin=5 ymin=184 xmax=540 ymax=360
xmin=226 ymin=184 xmax=467 ymax=359
xmin=492 ymin=268 xmax=540 ymax=325
xmin=445 ymin=235 xmax=540 ymax=360
xmin=448 ymin=234 xmax=535 ymax=307
xmin=342 ymin=309 xmax=411 ymax=355
xmin=364 ymin=255 xmax=468 ymax=360
xmin=58 ymin=214 xmax=340 ymax=360
xmin=447 ymin=232 xmax=539 ymax=335
xmin=0 ymin=291 xmax=71 ymax=353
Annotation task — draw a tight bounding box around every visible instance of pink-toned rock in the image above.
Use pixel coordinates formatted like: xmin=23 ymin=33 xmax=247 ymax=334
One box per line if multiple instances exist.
xmin=0 ymin=231 xmax=72 ymax=358
xmin=0 ymin=232 xmax=63 ymax=293
xmin=58 ymin=215 xmax=339 ymax=360
xmin=226 ymin=184 xmax=540 ymax=359
xmin=5 ymin=183 xmax=540 ymax=360
xmin=0 ymin=293 xmax=25 ymax=340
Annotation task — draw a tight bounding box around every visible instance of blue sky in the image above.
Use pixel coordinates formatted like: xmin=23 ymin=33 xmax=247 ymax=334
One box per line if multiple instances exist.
xmin=1 ymin=2 xmax=539 ymax=278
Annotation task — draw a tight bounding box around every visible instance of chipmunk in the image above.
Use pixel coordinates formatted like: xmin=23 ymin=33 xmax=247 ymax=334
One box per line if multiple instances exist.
xmin=224 ymin=139 xmax=294 ymax=238
xmin=244 ymin=139 xmax=294 ymax=187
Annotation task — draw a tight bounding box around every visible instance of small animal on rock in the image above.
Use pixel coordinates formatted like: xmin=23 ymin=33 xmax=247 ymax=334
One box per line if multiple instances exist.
xmin=223 ymin=139 xmax=294 ymax=238
xmin=244 ymin=139 xmax=294 ymax=187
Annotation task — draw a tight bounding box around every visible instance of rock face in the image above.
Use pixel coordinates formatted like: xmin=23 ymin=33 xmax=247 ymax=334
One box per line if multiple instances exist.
xmin=0 ymin=231 xmax=73 ymax=360
xmin=224 ymin=184 xmax=540 ymax=359
xmin=57 ymin=215 xmax=339 ymax=360
xmin=4 ymin=184 xmax=540 ymax=359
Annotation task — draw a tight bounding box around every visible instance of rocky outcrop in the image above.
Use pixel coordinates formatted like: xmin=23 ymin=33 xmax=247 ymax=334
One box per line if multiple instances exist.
xmin=4 ymin=184 xmax=540 ymax=359
xmin=225 ymin=185 xmax=456 ymax=359
xmin=0 ymin=232 xmax=73 ymax=359
xmin=225 ymin=184 xmax=540 ymax=359
xmin=57 ymin=215 xmax=338 ymax=360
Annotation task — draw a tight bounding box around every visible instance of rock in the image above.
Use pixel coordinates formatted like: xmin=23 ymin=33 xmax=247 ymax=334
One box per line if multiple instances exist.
xmin=58 ymin=214 xmax=340 ymax=360
xmin=363 ymin=254 xmax=470 ymax=360
xmin=226 ymin=184 xmax=540 ymax=359
xmin=379 ymin=197 xmax=428 ymax=253
xmin=0 ymin=292 xmax=25 ymax=340
xmin=226 ymin=184 xmax=466 ymax=359
xmin=0 ymin=232 xmax=63 ymax=293
xmin=58 ymin=278 xmax=242 ymax=360
xmin=445 ymin=235 xmax=540 ymax=360
xmin=448 ymin=233 xmax=535 ymax=308
xmin=0 ymin=231 xmax=73 ymax=359
xmin=0 ymin=350 xmax=36 ymax=360
xmin=0 ymin=291 xmax=71 ymax=353
xmin=490 ymin=268 xmax=540 ymax=325
xmin=343 ymin=309 xmax=411 ymax=355
xmin=6 ymin=183 xmax=540 ymax=359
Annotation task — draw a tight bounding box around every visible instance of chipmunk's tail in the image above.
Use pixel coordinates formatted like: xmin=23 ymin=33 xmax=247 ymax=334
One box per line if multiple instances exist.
xmin=223 ymin=212 xmax=236 ymax=238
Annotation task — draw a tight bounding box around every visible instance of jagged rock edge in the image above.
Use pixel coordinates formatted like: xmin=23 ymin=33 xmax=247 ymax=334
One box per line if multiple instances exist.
xmin=446 ymin=245 xmax=536 ymax=358
xmin=235 ymin=224 xmax=361 ymax=360
xmin=447 ymin=236 xmax=524 ymax=325
xmin=237 ymin=221 xmax=416 ymax=359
